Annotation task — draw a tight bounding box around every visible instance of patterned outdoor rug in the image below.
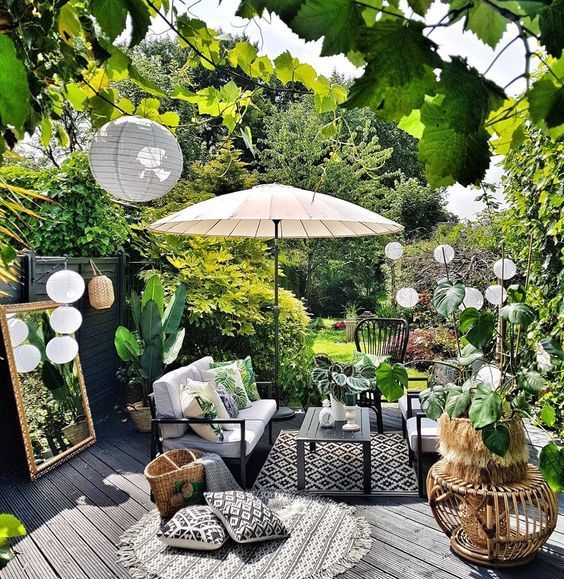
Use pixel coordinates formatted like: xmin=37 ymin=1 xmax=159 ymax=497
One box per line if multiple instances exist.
xmin=253 ymin=430 xmax=418 ymax=495
xmin=118 ymin=490 xmax=372 ymax=579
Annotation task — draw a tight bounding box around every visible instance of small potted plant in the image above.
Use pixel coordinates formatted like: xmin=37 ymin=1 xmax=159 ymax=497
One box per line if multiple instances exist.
xmin=114 ymin=274 xmax=186 ymax=432
xmin=344 ymin=302 xmax=358 ymax=342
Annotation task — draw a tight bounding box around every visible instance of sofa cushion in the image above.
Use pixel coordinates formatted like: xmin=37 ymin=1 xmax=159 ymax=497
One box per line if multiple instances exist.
xmin=211 ymin=356 xmax=260 ymax=401
xmin=157 ymin=506 xmax=227 ymax=550
xmin=237 ymin=399 xmax=276 ymax=425
xmin=153 ymin=357 xmax=214 ymax=439
xmin=216 ymin=385 xmax=239 ymax=419
xmin=162 ymin=416 xmax=265 ymax=458
xmin=399 ymin=394 xmax=421 ymax=420
xmin=181 ymin=379 xmax=235 ymax=431
xmin=406 ymin=417 xmax=439 ymax=454
xmin=203 ymin=363 xmax=252 ymax=411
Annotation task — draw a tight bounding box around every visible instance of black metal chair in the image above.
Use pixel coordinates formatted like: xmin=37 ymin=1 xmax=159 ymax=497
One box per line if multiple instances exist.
xmin=354 ymin=317 xmax=409 ymax=434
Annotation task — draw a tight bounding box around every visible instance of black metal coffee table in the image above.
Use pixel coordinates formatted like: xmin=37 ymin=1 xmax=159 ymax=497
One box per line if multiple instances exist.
xmin=296 ymin=406 xmax=371 ymax=495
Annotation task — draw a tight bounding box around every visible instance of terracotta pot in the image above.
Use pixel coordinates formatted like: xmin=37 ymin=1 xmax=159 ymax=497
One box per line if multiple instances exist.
xmin=62 ymin=420 xmax=90 ymax=446
xmin=128 ymin=401 xmax=152 ymax=433
xmin=330 ymin=394 xmax=346 ymax=421
xmin=438 ymin=414 xmax=528 ymax=486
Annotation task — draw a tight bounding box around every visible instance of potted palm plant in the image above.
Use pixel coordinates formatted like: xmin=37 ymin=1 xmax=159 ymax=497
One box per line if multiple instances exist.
xmin=114 ymin=274 xmax=186 ymax=432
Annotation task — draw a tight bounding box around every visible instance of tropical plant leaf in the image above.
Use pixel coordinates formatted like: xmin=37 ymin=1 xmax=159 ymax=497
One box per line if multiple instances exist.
xmin=141 ymin=274 xmax=165 ymax=314
xmin=481 ymin=423 xmax=510 ymax=457
xmin=114 ymin=326 xmax=141 ymax=362
xmin=469 ymin=382 xmax=502 ymax=429
xmin=500 ymin=302 xmax=536 ymax=327
xmin=130 ymin=290 xmax=141 ymax=334
xmin=457 ymin=343 xmax=483 ymax=366
xmin=433 ymin=280 xmax=466 ymax=317
xmin=162 ymin=284 xmax=186 ymax=335
xmin=139 ymin=341 xmax=163 ymax=383
xmin=42 ymin=361 xmax=65 ymax=391
xmin=140 ymin=299 xmax=162 ymax=346
xmin=375 ymin=362 xmax=408 ymax=402
xmin=459 ymin=307 xmax=494 ymax=349
xmin=540 ymin=337 xmax=564 ymax=360
xmin=516 ymin=370 xmax=547 ymax=394
xmin=163 ymin=328 xmax=185 ymax=365
xmin=419 ymin=386 xmax=446 ymax=421
xmin=539 ymin=403 xmax=556 ymax=427
xmin=445 ymin=386 xmax=471 ymax=418
xmin=539 ymin=442 xmax=564 ymax=493
xmin=506 ymin=283 xmax=526 ymax=303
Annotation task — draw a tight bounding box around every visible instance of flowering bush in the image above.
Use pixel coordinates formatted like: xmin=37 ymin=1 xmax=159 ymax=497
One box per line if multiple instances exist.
xmin=405 ymin=327 xmax=458 ymax=370
xmin=334 ymin=321 xmax=346 ymax=330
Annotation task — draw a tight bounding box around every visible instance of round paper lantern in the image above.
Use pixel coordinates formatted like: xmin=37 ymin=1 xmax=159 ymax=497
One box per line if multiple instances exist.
xmin=8 ymin=318 xmax=29 ymax=347
xmin=485 ymin=284 xmax=507 ymax=305
xmin=476 ymin=364 xmax=502 ymax=390
xmin=396 ymin=287 xmax=419 ymax=308
xmin=89 ymin=116 xmax=183 ymax=203
xmin=384 ymin=242 xmax=404 ymax=260
xmin=46 ymin=336 xmax=79 ymax=364
xmin=459 ymin=287 xmax=484 ymax=311
xmin=50 ymin=306 xmax=82 ymax=334
xmin=14 ymin=344 xmax=41 ymax=373
xmin=46 ymin=270 xmax=85 ymax=304
xmin=433 ymin=244 xmax=455 ymax=264
xmin=493 ymin=258 xmax=516 ymax=280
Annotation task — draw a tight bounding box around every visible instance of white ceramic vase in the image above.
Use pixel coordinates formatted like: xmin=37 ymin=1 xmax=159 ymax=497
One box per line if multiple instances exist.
xmin=330 ymin=394 xmax=346 ymax=421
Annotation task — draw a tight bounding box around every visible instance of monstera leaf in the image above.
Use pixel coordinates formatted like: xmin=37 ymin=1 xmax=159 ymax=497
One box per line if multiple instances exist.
xmin=375 ymin=362 xmax=408 ymax=402
xmin=419 ymin=386 xmax=446 ymax=421
xmin=469 ymin=382 xmax=502 ymax=429
xmin=445 ymin=384 xmax=472 ymax=418
xmin=500 ymin=302 xmax=536 ymax=328
xmin=460 ymin=307 xmax=494 ymax=349
xmin=481 ymin=423 xmax=510 ymax=457
xmin=433 ymin=280 xmax=465 ymax=317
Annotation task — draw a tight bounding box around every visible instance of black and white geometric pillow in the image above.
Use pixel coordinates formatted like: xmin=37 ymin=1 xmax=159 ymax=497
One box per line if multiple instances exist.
xmin=157 ymin=506 xmax=227 ymax=550
xmin=204 ymin=491 xmax=289 ymax=544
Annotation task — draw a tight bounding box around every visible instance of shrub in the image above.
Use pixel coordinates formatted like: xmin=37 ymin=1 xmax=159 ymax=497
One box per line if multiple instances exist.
xmin=404 ymin=327 xmax=458 ymax=370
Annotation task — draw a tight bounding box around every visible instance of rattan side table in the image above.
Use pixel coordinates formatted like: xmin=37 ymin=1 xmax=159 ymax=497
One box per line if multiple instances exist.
xmin=427 ymin=460 xmax=558 ymax=567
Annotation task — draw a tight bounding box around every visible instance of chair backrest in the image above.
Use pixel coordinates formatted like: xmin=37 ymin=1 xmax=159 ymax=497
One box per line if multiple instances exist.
xmin=152 ymin=356 xmax=214 ymax=439
xmin=354 ymin=317 xmax=409 ymax=363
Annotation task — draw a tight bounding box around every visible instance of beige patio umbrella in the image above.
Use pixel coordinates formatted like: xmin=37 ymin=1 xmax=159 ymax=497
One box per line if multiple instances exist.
xmin=149 ymin=183 xmax=404 ymax=419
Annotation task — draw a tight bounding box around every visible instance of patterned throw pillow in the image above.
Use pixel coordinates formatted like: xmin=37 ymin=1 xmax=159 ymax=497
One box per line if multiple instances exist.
xmin=205 ymin=491 xmax=289 ymax=544
xmin=180 ymin=390 xmax=224 ymax=442
xmin=215 ymin=385 xmax=239 ymax=419
xmin=182 ymin=379 xmax=235 ymax=431
xmin=203 ymin=363 xmax=252 ymax=411
xmin=211 ymin=356 xmax=261 ymax=401
xmin=157 ymin=506 xmax=227 ymax=550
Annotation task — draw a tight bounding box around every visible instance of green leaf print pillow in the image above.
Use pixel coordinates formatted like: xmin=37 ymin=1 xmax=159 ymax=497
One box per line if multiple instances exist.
xmin=210 ymin=356 xmax=260 ymax=401
xmin=203 ymin=363 xmax=253 ymax=410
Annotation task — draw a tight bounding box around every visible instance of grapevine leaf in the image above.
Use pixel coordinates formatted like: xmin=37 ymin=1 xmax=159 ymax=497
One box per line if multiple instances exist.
xmin=58 ymin=3 xmax=83 ymax=46
xmin=125 ymin=0 xmax=151 ymax=48
xmin=0 ymin=36 xmax=30 ymax=133
xmin=538 ymin=0 xmax=564 ymax=57
xmin=407 ymin=0 xmax=433 ymax=16
xmin=90 ymin=0 xmax=128 ymax=41
xmin=228 ymin=42 xmax=258 ymax=75
xmin=466 ymin=2 xmax=508 ymax=49
xmin=528 ymin=78 xmax=564 ymax=132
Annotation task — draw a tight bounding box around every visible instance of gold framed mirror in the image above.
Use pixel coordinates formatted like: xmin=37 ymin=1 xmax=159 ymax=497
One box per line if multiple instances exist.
xmin=0 ymin=301 xmax=95 ymax=479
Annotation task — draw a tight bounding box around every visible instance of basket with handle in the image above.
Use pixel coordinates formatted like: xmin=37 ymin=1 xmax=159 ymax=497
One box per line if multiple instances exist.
xmin=145 ymin=449 xmax=205 ymax=518
xmin=88 ymin=260 xmax=115 ymax=309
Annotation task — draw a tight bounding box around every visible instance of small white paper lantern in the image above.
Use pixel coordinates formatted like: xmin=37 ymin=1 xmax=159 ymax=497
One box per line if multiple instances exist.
xmin=476 ymin=364 xmax=502 ymax=390
xmin=384 ymin=242 xmax=404 ymax=260
xmin=493 ymin=258 xmax=516 ymax=280
xmin=8 ymin=318 xmax=29 ymax=347
xmin=396 ymin=287 xmax=419 ymax=308
xmin=485 ymin=284 xmax=507 ymax=305
xmin=536 ymin=343 xmax=552 ymax=371
xmin=50 ymin=306 xmax=82 ymax=334
xmin=46 ymin=336 xmax=79 ymax=364
xmin=433 ymin=244 xmax=455 ymax=264
xmin=459 ymin=287 xmax=484 ymax=311
xmin=14 ymin=344 xmax=41 ymax=373
xmin=89 ymin=116 xmax=183 ymax=203
xmin=46 ymin=270 xmax=85 ymax=304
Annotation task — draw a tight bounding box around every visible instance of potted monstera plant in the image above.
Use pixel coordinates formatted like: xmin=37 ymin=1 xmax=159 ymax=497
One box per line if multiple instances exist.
xmin=114 ymin=274 xmax=186 ymax=432
xmin=420 ymin=277 xmax=563 ymax=493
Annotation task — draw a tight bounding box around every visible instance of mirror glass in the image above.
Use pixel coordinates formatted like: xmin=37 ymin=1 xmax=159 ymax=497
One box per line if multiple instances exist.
xmin=1 ymin=302 xmax=95 ymax=478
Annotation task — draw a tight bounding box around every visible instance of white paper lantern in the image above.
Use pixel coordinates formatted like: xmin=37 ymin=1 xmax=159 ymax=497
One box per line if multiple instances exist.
xmin=476 ymin=364 xmax=502 ymax=390
xmin=46 ymin=270 xmax=85 ymax=304
xmin=8 ymin=318 xmax=29 ymax=347
xmin=433 ymin=244 xmax=455 ymax=264
xmin=50 ymin=306 xmax=82 ymax=334
xmin=384 ymin=242 xmax=404 ymax=260
xmin=14 ymin=344 xmax=41 ymax=373
xmin=89 ymin=116 xmax=183 ymax=203
xmin=396 ymin=287 xmax=419 ymax=308
xmin=459 ymin=287 xmax=484 ymax=311
xmin=46 ymin=336 xmax=79 ymax=364
xmin=493 ymin=258 xmax=516 ymax=280
xmin=485 ymin=284 xmax=507 ymax=305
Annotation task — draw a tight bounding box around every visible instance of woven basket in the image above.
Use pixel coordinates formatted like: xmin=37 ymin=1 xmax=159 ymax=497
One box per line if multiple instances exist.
xmin=145 ymin=449 xmax=205 ymax=518
xmin=127 ymin=403 xmax=152 ymax=433
xmin=88 ymin=260 xmax=115 ymax=309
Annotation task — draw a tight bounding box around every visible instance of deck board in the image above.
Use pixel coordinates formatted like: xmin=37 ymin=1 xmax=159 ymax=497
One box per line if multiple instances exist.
xmin=0 ymin=407 xmax=561 ymax=579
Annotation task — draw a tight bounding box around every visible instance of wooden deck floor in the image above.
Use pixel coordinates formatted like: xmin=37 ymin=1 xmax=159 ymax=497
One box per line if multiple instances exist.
xmin=0 ymin=408 xmax=562 ymax=579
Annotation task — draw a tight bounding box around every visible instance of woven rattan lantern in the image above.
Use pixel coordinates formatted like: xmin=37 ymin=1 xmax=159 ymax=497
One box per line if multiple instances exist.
xmin=88 ymin=261 xmax=115 ymax=309
xmin=89 ymin=116 xmax=183 ymax=203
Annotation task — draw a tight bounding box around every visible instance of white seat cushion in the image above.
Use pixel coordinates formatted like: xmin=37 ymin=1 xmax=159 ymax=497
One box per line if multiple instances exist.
xmin=162 ymin=418 xmax=265 ymax=458
xmin=406 ymin=417 xmax=439 ymax=454
xmin=237 ymin=399 xmax=276 ymax=424
xmin=399 ymin=394 xmax=421 ymax=420
xmin=153 ymin=357 xmax=214 ymax=439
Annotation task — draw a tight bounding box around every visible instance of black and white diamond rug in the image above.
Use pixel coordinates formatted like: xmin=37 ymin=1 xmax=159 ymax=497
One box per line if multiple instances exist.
xmin=253 ymin=430 xmax=418 ymax=495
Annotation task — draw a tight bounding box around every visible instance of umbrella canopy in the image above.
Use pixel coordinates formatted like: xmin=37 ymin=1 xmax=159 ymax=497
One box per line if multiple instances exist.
xmin=148 ymin=183 xmax=403 ymax=238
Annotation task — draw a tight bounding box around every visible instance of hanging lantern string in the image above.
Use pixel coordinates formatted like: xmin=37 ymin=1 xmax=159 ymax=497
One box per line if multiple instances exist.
xmin=31 ymin=255 xmax=68 ymax=283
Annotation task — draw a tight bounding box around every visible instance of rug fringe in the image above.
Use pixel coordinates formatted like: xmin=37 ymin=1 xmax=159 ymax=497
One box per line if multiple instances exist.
xmin=117 ymin=509 xmax=161 ymax=579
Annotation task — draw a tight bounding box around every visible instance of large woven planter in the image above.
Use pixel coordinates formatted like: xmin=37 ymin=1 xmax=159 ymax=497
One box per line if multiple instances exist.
xmin=438 ymin=414 xmax=528 ymax=486
xmin=128 ymin=402 xmax=152 ymax=433
xmin=62 ymin=420 xmax=90 ymax=446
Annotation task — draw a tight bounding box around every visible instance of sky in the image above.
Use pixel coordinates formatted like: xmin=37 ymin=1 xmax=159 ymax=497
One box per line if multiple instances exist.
xmin=147 ymin=1 xmax=528 ymax=220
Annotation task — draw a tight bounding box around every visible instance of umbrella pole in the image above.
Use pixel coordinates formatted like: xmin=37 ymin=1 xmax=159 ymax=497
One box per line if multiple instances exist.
xmin=273 ymin=219 xmax=295 ymax=421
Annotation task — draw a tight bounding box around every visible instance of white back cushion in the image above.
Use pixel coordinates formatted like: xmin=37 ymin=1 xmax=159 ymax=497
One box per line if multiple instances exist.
xmin=153 ymin=356 xmax=214 ymax=438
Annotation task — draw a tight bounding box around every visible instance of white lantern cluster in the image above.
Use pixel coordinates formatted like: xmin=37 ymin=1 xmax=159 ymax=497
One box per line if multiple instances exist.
xmin=433 ymin=244 xmax=454 ymax=264
xmin=396 ymin=287 xmax=419 ymax=308
xmin=485 ymin=284 xmax=507 ymax=305
xmin=49 ymin=306 xmax=82 ymax=334
xmin=14 ymin=344 xmax=41 ymax=373
xmin=493 ymin=258 xmax=516 ymax=280
xmin=8 ymin=318 xmax=29 ymax=347
xmin=384 ymin=242 xmax=404 ymax=260
xmin=89 ymin=116 xmax=183 ymax=203
xmin=46 ymin=336 xmax=79 ymax=364
xmin=46 ymin=270 xmax=85 ymax=304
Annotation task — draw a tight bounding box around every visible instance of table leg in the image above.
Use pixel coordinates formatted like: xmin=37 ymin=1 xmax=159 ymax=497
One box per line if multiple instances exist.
xmin=297 ymin=441 xmax=305 ymax=491
xmin=309 ymin=441 xmax=316 ymax=453
xmin=363 ymin=441 xmax=371 ymax=494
